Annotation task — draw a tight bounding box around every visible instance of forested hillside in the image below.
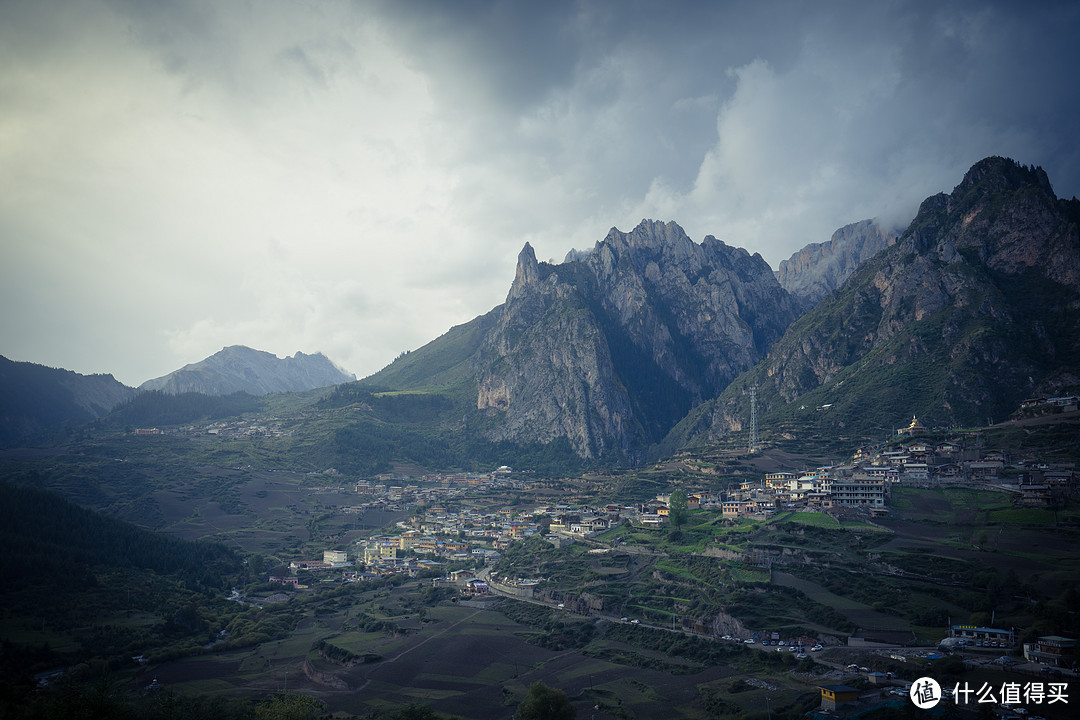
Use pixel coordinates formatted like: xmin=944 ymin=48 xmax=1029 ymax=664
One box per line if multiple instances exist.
xmin=0 ymin=481 xmax=242 ymax=590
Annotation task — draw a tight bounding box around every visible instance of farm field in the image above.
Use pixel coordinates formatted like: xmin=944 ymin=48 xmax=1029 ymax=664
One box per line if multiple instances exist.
xmin=114 ymin=480 xmax=1079 ymax=719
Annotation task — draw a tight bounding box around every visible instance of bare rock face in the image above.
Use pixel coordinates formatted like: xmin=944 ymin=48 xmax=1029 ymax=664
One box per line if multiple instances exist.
xmin=586 ymin=220 xmax=798 ymax=399
xmin=475 ymin=249 xmax=634 ymax=458
xmin=776 ymin=219 xmax=899 ymax=310
xmin=702 ymin=156 xmax=1080 ymax=437
xmin=474 ymin=220 xmax=800 ymax=459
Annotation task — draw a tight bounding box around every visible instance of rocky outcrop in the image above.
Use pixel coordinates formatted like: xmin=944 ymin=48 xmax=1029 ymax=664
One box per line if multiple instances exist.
xmin=140 ymin=345 xmax=354 ymax=396
xmin=475 ymin=247 xmax=635 ymax=459
xmin=776 ymin=219 xmax=899 ymax=310
xmin=700 ymin=156 xmax=1080 ymax=438
xmin=475 ymin=220 xmax=800 ymax=458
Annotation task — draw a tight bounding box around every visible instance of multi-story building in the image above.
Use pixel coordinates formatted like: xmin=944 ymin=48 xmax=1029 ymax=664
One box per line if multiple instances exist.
xmin=827 ymin=479 xmax=886 ymax=508
xmin=323 ymin=550 xmax=349 ymax=566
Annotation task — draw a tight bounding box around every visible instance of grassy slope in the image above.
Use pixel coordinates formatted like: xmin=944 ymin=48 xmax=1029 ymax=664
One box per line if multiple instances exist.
xmin=355 ymin=310 xmax=497 ymax=393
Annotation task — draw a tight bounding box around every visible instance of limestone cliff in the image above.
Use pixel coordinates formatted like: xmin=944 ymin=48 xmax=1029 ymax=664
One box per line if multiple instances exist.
xmin=474 ymin=220 xmax=800 ymax=458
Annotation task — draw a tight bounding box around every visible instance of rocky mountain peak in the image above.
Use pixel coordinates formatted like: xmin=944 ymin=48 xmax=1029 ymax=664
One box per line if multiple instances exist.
xmin=598 ymin=219 xmax=697 ymax=259
xmin=473 ymin=219 xmax=800 ymax=458
xmin=697 ymin=155 xmax=1080 ymax=442
xmin=508 ymin=241 xmax=541 ymax=300
xmin=954 ymin=155 xmax=1054 ymax=198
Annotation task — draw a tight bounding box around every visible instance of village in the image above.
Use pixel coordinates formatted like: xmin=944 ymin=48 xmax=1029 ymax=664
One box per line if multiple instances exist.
xmin=269 ymin=417 xmax=1076 ymax=590
xmin=211 ymin=413 xmax=1077 ymax=720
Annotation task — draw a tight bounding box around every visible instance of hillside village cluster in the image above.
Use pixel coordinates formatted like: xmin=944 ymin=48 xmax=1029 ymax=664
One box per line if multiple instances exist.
xmin=274 ymin=419 xmax=1075 ymax=586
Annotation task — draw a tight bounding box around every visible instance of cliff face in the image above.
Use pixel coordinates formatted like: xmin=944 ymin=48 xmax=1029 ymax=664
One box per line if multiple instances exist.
xmin=776 ymin=219 xmax=899 ymax=310
xmin=699 ymin=156 xmax=1080 ymax=438
xmin=139 ymin=346 xmax=355 ymax=396
xmin=475 ymin=243 xmax=635 ymax=458
xmin=474 ymin=220 xmax=800 ymax=458
xmin=581 ymin=221 xmax=796 ymax=399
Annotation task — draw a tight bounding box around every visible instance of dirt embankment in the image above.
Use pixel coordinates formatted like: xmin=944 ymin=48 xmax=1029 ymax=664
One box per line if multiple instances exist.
xmin=302 ymin=659 xmax=352 ymax=690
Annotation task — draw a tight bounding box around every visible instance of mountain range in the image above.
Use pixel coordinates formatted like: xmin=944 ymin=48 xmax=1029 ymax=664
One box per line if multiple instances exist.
xmin=775 ymin=218 xmax=899 ymax=311
xmin=3 ymin=156 xmax=1076 ymax=464
xmin=0 ymin=346 xmax=354 ymax=447
xmin=362 ymin=156 xmax=1079 ymax=459
xmin=671 ymin=156 xmax=1080 ymax=448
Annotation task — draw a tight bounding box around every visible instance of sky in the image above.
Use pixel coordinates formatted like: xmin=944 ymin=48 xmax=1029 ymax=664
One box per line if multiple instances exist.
xmin=2 ymin=0 xmax=1078 ymax=387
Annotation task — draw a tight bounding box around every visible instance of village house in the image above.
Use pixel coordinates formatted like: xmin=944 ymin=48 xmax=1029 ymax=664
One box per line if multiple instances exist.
xmin=1024 ymin=635 xmax=1076 ymax=668
xmin=966 ymin=460 xmax=1004 ymax=480
xmin=360 ymin=538 xmax=399 ymax=564
xmin=765 ymin=472 xmax=797 ymax=489
xmin=934 ymin=462 xmax=962 ymax=479
xmin=818 ymin=685 xmax=860 ymax=712
xmin=949 ymin=624 xmax=1015 ymax=646
xmin=935 ymin=441 xmax=961 ymax=456
xmin=902 ymin=462 xmax=929 ymax=481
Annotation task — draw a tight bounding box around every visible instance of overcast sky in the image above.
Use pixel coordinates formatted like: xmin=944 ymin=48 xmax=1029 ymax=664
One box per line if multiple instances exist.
xmin=2 ymin=0 xmax=1078 ymax=387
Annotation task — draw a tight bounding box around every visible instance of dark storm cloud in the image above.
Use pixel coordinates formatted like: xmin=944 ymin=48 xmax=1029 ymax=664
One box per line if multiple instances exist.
xmin=375 ymin=0 xmax=1080 ymax=253
xmin=1 ymin=0 xmax=1077 ymax=384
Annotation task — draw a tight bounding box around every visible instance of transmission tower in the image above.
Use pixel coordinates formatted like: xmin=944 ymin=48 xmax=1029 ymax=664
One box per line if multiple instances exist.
xmin=747 ymin=385 xmax=758 ymax=455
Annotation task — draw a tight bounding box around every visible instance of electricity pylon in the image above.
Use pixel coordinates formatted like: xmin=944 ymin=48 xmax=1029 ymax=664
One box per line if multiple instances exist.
xmin=747 ymin=385 xmax=758 ymax=455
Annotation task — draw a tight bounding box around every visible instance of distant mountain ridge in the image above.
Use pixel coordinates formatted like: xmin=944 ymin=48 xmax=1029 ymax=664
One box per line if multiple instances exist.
xmin=0 ymin=356 xmax=137 ymax=447
xmin=776 ymin=219 xmax=899 ymax=310
xmin=139 ymin=345 xmax=355 ymax=396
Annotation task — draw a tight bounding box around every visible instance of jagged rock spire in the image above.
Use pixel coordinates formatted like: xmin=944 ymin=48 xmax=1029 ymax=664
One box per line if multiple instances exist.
xmin=508 ymin=242 xmax=540 ymax=300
